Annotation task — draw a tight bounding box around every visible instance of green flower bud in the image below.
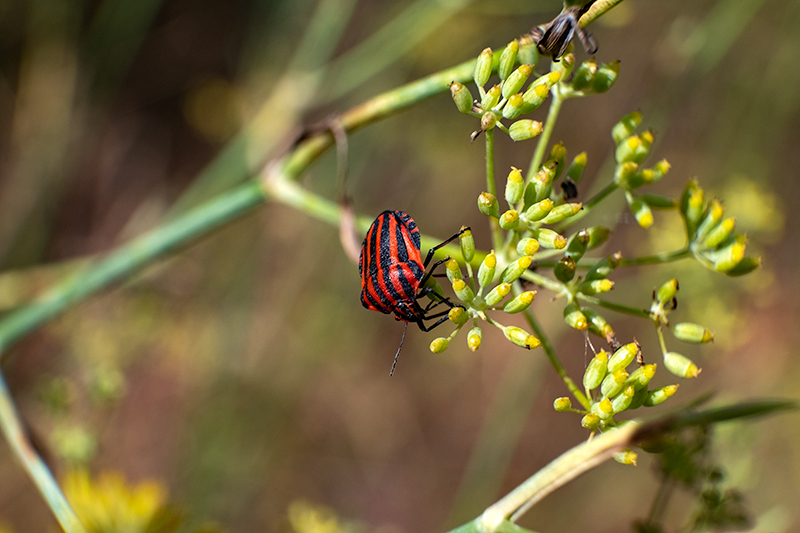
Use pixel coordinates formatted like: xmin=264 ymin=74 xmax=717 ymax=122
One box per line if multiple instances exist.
xmin=554 ymin=397 xmax=572 ymax=412
xmin=459 ymin=227 xmax=475 ymax=263
xmin=641 ymin=194 xmax=678 ymax=209
xmin=612 ymin=111 xmax=643 ymax=146
xmin=499 ymin=256 xmax=533 ymax=284
xmin=706 ymin=239 xmax=746 ymax=273
xmin=681 ymin=180 xmax=705 ymax=236
xmin=585 ymin=252 xmax=622 ymax=280
xmin=503 ymin=326 xmax=540 ymax=349
xmin=449 ymin=306 xmax=468 ymax=325
xmin=563 ymin=302 xmax=588 ymax=331
xmin=627 ymin=168 xmax=655 ymax=189
xmin=502 ymin=93 xmax=525 ymax=120
xmin=518 ymin=37 xmax=539 ymax=65
xmin=522 ymin=198 xmax=554 ymax=222
xmin=430 ymin=337 xmax=450 ymax=353
xmin=724 ymin=256 xmax=760 ymax=277
xmin=580 ymin=279 xmax=615 ymax=296
xmin=551 ymin=53 xmax=574 ymax=79
xmin=541 ymin=202 xmax=582 ymax=224
xmin=525 ymin=163 xmax=556 ymax=204
xmin=508 ymin=119 xmax=543 ymax=141
xmin=592 ymin=60 xmax=620 ymax=93
xmin=481 ymin=84 xmax=502 ymax=111
xmin=591 ymin=397 xmax=614 ymax=420
xmin=547 ymin=142 xmax=567 ymax=180
xmin=628 ymin=387 xmax=649 ymax=410
xmin=477 ymin=252 xmax=497 ymax=288
xmin=474 ymin=47 xmax=494 ymax=88
xmin=452 ymin=278 xmax=475 ymax=303
xmin=484 ymin=282 xmax=511 ymax=306
xmin=673 ymin=322 xmax=713 ymax=344
xmin=516 ymin=238 xmax=540 ymax=257
xmin=611 ymin=384 xmax=636 ymax=413
xmin=446 ymin=258 xmax=463 ymax=283
xmin=615 ymin=135 xmax=649 ymax=165
xmin=554 ymin=256 xmax=577 ymax=283
xmin=614 ymin=161 xmax=639 ymax=188
xmin=630 ymin=197 xmax=654 ymax=228
xmin=521 ymin=81 xmax=550 ymax=112
xmin=501 ymin=64 xmax=532 ymax=99
xmin=625 ymin=364 xmax=656 ymax=391
xmin=656 ymin=279 xmax=679 ymax=305
xmin=581 ymin=413 xmax=601 ymax=430
xmin=652 ymin=159 xmax=671 ymax=180
xmin=533 ymin=228 xmax=567 ymax=249
xmin=480 ymin=111 xmax=496 ymax=132
xmin=478 ymin=192 xmax=500 ymax=218
xmin=644 ymin=385 xmax=679 ymax=407
xmin=467 ymin=326 xmax=482 ymax=351
xmin=696 ymin=199 xmax=724 ymax=241
xmin=613 ymin=449 xmax=638 ymax=465
xmin=450 ymin=81 xmax=473 ymax=114
xmin=663 ymin=351 xmax=700 ymax=379
xmin=564 ymin=229 xmax=590 ymax=261
xmin=566 ymin=152 xmax=588 ymax=184
xmin=505 ymin=167 xmax=525 ymax=205
xmin=422 ymin=276 xmax=444 ymax=300
xmin=583 ymin=308 xmax=615 ymax=340
xmin=503 ymin=290 xmax=536 ymax=314
xmin=608 ymin=342 xmax=639 ymax=373
xmin=499 ymin=209 xmax=520 ymax=230
xmin=703 ymin=218 xmax=735 ymax=249
xmin=571 ymin=59 xmax=597 ymax=91
xmin=601 ymin=368 xmax=629 ymax=399
xmin=498 ymin=40 xmax=519 ymax=80
xmin=586 ymin=226 xmax=611 ymax=249
xmin=583 ymin=350 xmax=609 ymax=390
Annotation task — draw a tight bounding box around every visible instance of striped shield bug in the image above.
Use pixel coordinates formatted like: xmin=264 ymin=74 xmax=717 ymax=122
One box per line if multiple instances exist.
xmin=359 ymin=210 xmax=470 ymax=375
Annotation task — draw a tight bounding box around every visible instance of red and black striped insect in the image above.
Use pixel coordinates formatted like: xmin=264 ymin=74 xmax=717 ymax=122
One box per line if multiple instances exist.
xmin=359 ymin=210 xmax=469 ymax=375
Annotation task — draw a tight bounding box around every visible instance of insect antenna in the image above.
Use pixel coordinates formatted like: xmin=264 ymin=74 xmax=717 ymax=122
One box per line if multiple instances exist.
xmin=390 ymin=322 xmax=409 ymax=376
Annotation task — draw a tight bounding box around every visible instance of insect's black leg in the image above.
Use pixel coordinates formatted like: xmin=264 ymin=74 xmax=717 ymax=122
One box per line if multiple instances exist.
xmin=417 ymin=313 xmax=454 ymax=332
xmin=422 ymin=226 xmax=471 ymax=269
xmin=418 ymin=256 xmax=451 ymax=289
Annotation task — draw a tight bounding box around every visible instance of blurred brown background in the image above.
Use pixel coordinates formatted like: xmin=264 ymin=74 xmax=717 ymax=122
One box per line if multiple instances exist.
xmin=0 ymin=0 xmax=798 ymax=531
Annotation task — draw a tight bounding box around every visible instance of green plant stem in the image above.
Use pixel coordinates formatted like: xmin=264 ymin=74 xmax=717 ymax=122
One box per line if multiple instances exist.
xmin=580 ymin=0 xmax=627 ymax=27
xmin=555 ymin=181 xmax=619 ymax=230
xmin=485 ymin=129 xmax=505 ymax=253
xmin=521 ymin=308 xmax=591 ymax=410
xmin=577 ymin=293 xmax=650 ymax=318
xmin=620 ymin=248 xmax=692 ymax=266
xmin=525 ymin=91 xmax=563 ymax=183
xmin=0 ymin=371 xmax=87 ymax=533
xmin=519 ymin=270 xmax=564 ymax=294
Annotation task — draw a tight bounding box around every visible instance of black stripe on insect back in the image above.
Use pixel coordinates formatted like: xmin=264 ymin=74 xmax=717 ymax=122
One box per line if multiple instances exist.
xmin=395 ymin=211 xmax=420 ymax=249
xmin=366 ymin=216 xmax=394 ymax=314
xmin=379 ymin=217 xmax=405 ymax=303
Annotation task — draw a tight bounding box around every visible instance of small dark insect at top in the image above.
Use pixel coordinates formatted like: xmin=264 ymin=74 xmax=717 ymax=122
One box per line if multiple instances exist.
xmin=530 ymin=1 xmax=598 ymax=61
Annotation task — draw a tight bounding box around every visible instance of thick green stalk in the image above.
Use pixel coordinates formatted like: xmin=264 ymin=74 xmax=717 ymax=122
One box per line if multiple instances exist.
xmin=620 ymin=248 xmax=692 ymax=266
xmin=525 ymin=91 xmax=563 ymax=183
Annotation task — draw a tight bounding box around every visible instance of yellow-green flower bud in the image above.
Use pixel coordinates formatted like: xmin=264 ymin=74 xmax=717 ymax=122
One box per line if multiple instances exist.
xmin=449 ymin=306 xmax=467 ymax=325
xmin=601 ymin=368 xmax=629 ymax=399
xmin=591 ymin=397 xmax=614 ymax=420
xmin=503 ymin=290 xmax=536 ymax=314
xmin=547 ymin=142 xmax=567 ymax=179
xmin=696 ymin=199 xmax=724 ymax=241
xmin=641 ymin=194 xmax=678 ymax=209
xmin=625 ymin=364 xmax=656 ymax=391
xmin=583 ymin=350 xmax=609 ymax=390
xmin=477 ymin=252 xmax=497 ymax=288
xmin=485 ymin=282 xmax=511 ymax=306
xmin=644 ymin=385 xmax=679 ymax=407
xmin=583 ymin=308 xmax=615 ymax=340
xmin=628 ymin=387 xmax=649 ymax=410
xmin=611 ymin=384 xmax=635 ymax=413
xmin=523 ymin=198 xmax=554 ymax=222
xmin=505 ymin=167 xmax=524 ymax=205
xmin=551 ymin=53 xmax=574 ymax=79
xmin=503 ymin=326 xmax=540 ymax=349
xmin=614 ymin=161 xmax=639 ymax=188
xmin=663 ymin=351 xmax=700 ymax=378
xmin=615 ymin=135 xmax=648 ymax=165
xmin=541 ymin=202 xmax=582 ymax=224
xmin=608 ymin=342 xmax=639 ymax=373
xmin=499 ymin=256 xmax=533 ymax=284
xmin=630 ymin=198 xmax=654 ymax=228
xmin=450 ymin=81 xmax=473 ymax=114
xmin=628 ymin=168 xmax=655 ymax=189
xmin=446 ymin=258 xmax=463 ymax=283
xmin=566 ymin=152 xmax=588 ymax=184
xmin=478 ymin=192 xmax=500 ymax=218
xmin=521 ymin=81 xmax=550 ymax=112
xmin=501 ymin=64 xmax=532 ymax=99
xmin=481 ymin=84 xmax=502 ymax=110
xmin=452 ymin=278 xmax=475 ymax=303
xmin=533 ymin=228 xmax=567 ymax=249
xmin=706 ymin=239 xmax=746 ymax=273
xmin=613 ymin=449 xmax=638 ymax=466
xmin=498 ymin=40 xmax=519 ymax=80
xmin=518 ymin=37 xmax=538 ymax=65
xmin=553 ymin=397 xmax=572 ymax=412
xmin=585 ymin=252 xmax=622 ymax=281
xmin=430 ymin=337 xmax=450 ymax=353
xmin=423 ymin=276 xmax=444 ymax=300
xmin=526 ymin=163 xmax=556 ymax=204
xmin=652 ymin=159 xmax=671 ymax=180
xmin=467 ymin=326 xmax=482 ymax=352
xmin=563 ymin=302 xmax=588 ymax=331
xmin=673 ymin=322 xmax=713 ymax=344
xmin=459 ymin=227 xmax=475 ymax=263
xmin=516 ymin=238 xmax=540 ymax=257
xmin=499 ymin=209 xmax=520 ymax=230
xmin=703 ymin=217 xmax=735 ymax=249
xmin=580 ymin=279 xmax=615 ymax=296
xmin=502 ymin=93 xmax=525 ymax=120
xmin=564 ymin=229 xmax=590 ymax=261
xmin=656 ymin=279 xmax=679 ymax=305
xmin=581 ymin=413 xmax=601 ymax=430
xmin=474 ymin=47 xmax=493 ymax=87
xmin=592 ymin=60 xmax=619 ymax=93
xmin=571 ymin=59 xmax=597 ymax=91
xmin=681 ymin=180 xmax=705 ymax=236
xmin=586 ymin=226 xmax=611 ymax=249
xmin=725 ymin=256 xmax=760 ymax=277
xmin=481 ymin=111 xmax=496 ymax=132
xmin=554 ymin=256 xmax=577 ymax=283
xmin=612 ymin=111 xmax=643 ymax=146
xmin=509 ymin=119 xmax=543 ymax=141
